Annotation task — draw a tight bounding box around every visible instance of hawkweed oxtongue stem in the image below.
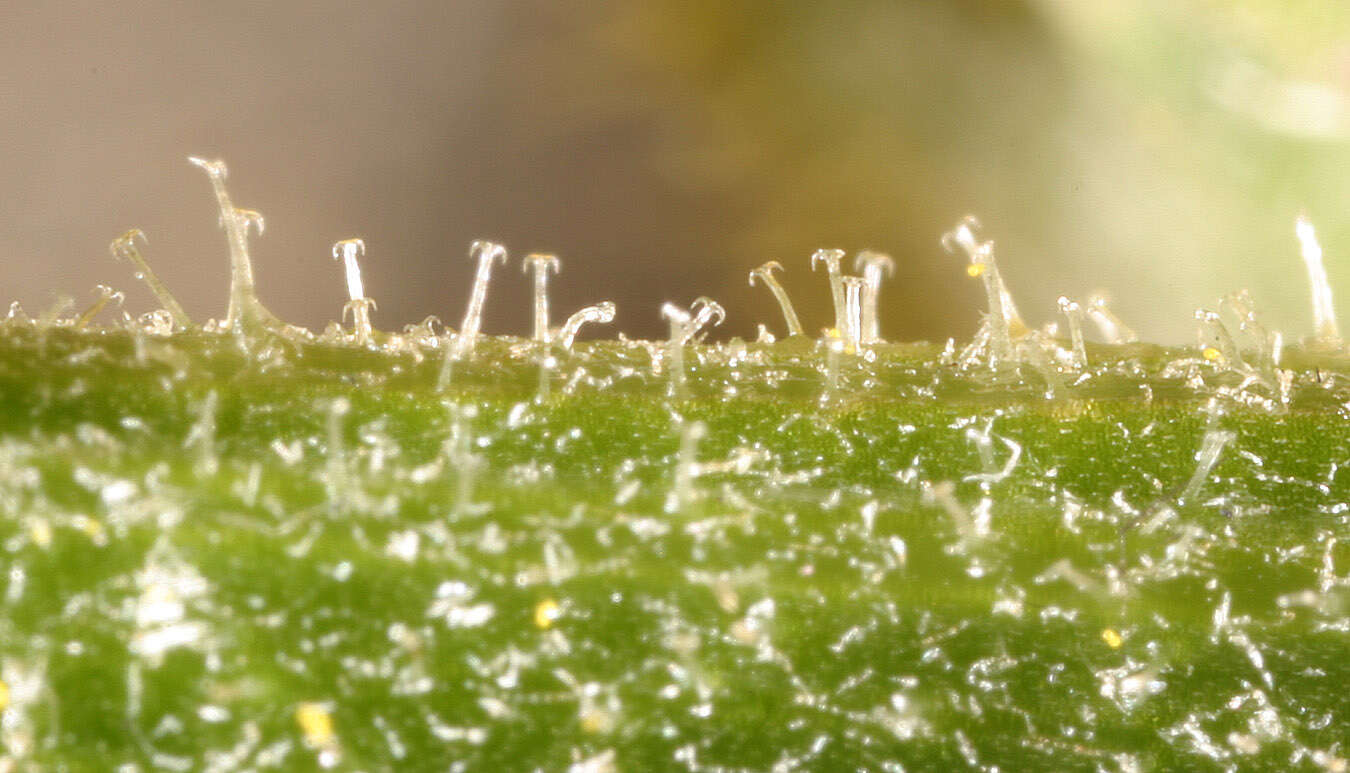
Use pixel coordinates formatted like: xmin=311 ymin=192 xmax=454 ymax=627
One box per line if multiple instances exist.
xmin=332 ymin=239 xmax=375 ymax=344
xmin=1056 ymin=296 xmax=1088 ymax=369
xmin=748 ymin=261 xmax=804 ymax=338
xmin=811 ymin=249 xmax=847 ymax=336
xmin=187 ymin=156 xmax=282 ymax=335
xmin=558 ymin=302 xmax=616 ymax=350
xmin=453 ymin=240 xmax=508 ymax=359
xmin=854 ymin=250 xmax=894 ymax=344
xmin=1295 ymin=214 xmax=1342 ymax=349
xmin=73 ymin=285 xmax=123 ymax=330
xmin=109 ymin=229 xmax=191 ymax=329
xmin=522 ymin=253 xmax=560 ymax=343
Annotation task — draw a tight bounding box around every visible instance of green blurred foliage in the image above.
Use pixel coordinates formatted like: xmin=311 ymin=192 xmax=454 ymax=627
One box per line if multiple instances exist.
xmin=491 ymin=0 xmax=1350 ymax=342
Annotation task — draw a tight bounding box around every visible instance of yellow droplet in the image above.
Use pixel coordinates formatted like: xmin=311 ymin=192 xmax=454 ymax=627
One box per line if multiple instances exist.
xmin=29 ymin=520 xmax=51 ymax=549
xmin=295 ymin=702 xmax=334 ymax=748
xmin=80 ymin=517 xmax=105 ymax=542
xmin=534 ymin=599 xmax=561 ymax=629
xmin=1202 ymin=346 xmax=1223 ymax=362
xmin=966 ymin=264 xmax=986 ymax=278
xmin=0 ymin=678 xmax=9 ymax=711
xmin=1101 ymin=628 xmax=1123 ymax=649
xmin=580 ymin=708 xmax=614 ymax=734
xmin=824 ymin=327 xmax=841 ymax=339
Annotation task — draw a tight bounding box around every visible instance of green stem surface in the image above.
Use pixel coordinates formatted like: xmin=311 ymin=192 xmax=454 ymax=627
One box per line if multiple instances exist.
xmin=0 ymin=328 xmax=1346 ymax=770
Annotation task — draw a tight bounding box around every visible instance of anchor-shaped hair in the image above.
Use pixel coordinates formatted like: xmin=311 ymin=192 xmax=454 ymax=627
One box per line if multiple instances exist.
xmin=453 ymin=240 xmax=508 ymax=358
xmin=942 ymin=215 xmax=1026 ymax=361
xmin=188 ymin=156 xmax=282 ymax=335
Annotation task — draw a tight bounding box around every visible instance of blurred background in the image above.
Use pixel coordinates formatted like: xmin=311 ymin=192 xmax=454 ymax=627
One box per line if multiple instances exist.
xmin=3 ymin=0 xmax=1350 ymax=342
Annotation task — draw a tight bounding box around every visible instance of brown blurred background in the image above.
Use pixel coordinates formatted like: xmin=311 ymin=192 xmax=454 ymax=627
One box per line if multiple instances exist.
xmin=3 ymin=0 xmax=1350 ymax=342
